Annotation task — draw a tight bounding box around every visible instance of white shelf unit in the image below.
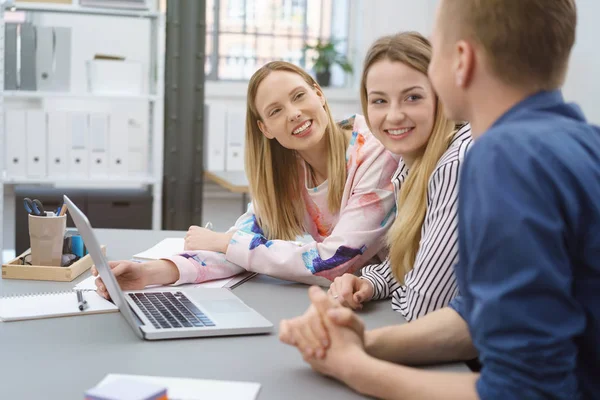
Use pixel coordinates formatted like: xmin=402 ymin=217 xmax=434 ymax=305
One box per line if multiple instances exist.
xmin=0 ymin=1 xmax=165 ymax=260
xmin=8 ymin=1 xmax=160 ymax=17
xmin=2 ymin=90 xmax=160 ymax=101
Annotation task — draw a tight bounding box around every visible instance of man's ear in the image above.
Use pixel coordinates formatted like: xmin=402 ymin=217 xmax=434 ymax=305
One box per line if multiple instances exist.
xmin=455 ymin=40 xmax=475 ymax=88
xmin=313 ymin=83 xmax=326 ymax=106
xmin=257 ymin=120 xmax=274 ymax=139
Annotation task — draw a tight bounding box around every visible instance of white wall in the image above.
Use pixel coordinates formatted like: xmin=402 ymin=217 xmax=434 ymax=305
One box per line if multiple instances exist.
xmin=563 ymin=0 xmax=600 ymax=124
xmin=353 ymin=0 xmax=600 ymax=124
xmin=353 ymin=0 xmax=438 ymax=81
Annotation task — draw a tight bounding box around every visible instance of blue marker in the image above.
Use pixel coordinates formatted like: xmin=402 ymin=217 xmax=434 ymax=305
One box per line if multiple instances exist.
xmin=71 ymin=234 xmax=85 ymax=258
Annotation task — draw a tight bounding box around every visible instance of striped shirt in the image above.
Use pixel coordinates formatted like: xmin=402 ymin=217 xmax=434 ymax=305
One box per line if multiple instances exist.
xmin=361 ymin=124 xmax=472 ymax=321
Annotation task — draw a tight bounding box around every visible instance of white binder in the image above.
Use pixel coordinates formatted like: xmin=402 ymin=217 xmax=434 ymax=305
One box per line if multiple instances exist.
xmin=50 ymin=27 xmax=72 ymax=92
xmin=35 ymin=26 xmax=55 ymax=91
xmin=204 ymin=103 xmax=227 ymax=171
xmin=25 ymin=110 xmax=48 ymax=178
xmin=47 ymin=111 xmax=69 ymax=178
xmin=127 ymin=117 xmax=147 ymax=176
xmin=68 ymin=112 xmax=90 ymax=178
xmin=89 ymin=113 xmax=109 ymax=177
xmin=108 ymin=113 xmax=129 ymax=176
xmin=4 ymin=110 xmax=27 ymax=177
xmin=225 ymin=109 xmax=246 ymax=171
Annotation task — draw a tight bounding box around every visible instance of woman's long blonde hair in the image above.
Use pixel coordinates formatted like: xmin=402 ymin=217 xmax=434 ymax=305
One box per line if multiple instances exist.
xmin=245 ymin=61 xmax=349 ymax=240
xmin=360 ymin=32 xmax=456 ymax=284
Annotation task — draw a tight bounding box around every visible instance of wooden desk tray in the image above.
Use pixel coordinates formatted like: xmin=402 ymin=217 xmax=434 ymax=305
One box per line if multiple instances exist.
xmin=2 ymin=246 xmax=105 ymax=282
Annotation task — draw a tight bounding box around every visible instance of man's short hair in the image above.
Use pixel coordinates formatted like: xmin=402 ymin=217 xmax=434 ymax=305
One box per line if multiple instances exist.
xmin=439 ymin=0 xmax=577 ymax=91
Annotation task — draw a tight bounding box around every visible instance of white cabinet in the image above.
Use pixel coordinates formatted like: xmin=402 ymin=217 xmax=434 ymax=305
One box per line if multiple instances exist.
xmin=0 ymin=1 xmax=165 ymax=259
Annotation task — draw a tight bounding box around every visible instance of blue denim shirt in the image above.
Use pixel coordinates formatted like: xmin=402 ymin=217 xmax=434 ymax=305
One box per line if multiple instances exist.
xmin=449 ymin=91 xmax=600 ymax=399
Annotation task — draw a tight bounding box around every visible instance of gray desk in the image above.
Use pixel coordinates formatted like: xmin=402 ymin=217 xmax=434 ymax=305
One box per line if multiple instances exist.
xmin=0 ymin=229 xmax=468 ymax=399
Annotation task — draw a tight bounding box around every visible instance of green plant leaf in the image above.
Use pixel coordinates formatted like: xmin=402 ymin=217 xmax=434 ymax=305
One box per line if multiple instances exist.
xmin=303 ymin=38 xmax=353 ymax=75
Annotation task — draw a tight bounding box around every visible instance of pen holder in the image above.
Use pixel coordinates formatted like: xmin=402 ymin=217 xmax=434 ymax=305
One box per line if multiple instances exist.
xmin=28 ymin=214 xmax=66 ymax=267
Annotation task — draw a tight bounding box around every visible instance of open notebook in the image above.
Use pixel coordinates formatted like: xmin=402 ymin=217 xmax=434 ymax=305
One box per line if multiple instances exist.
xmin=0 ymin=290 xmax=117 ymax=322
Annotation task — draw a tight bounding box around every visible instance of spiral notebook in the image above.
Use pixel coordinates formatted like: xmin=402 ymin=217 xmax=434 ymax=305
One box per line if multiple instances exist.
xmin=0 ymin=290 xmax=118 ymax=322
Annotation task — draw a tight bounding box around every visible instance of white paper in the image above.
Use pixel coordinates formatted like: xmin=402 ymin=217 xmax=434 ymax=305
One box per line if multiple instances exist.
xmin=132 ymin=238 xmax=185 ymax=260
xmin=96 ymin=374 xmax=261 ymax=400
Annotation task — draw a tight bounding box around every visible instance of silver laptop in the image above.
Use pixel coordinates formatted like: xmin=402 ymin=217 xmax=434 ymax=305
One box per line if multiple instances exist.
xmin=64 ymin=195 xmax=273 ymax=340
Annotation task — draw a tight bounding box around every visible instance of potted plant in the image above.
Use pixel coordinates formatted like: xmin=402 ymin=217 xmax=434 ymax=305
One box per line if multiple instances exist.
xmin=303 ymin=39 xmax=353 ymax=87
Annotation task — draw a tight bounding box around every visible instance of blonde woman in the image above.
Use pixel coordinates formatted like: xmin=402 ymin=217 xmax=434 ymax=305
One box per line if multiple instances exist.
xmin=324 ymin=32 xmax=472 ymax=322
xmin=279 ymin=31 xmax=472 ymax=360
xmin=93 ymin=61 xmax=398 ymax=296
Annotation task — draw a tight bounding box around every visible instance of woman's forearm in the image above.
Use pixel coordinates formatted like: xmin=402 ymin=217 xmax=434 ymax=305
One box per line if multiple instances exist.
xmin=145 ymin=260 xmax=180 ymax=285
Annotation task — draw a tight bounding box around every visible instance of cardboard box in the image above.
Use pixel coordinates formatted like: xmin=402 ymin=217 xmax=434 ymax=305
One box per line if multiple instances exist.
xmin=87 ymin=59 xmax=144 ymax=95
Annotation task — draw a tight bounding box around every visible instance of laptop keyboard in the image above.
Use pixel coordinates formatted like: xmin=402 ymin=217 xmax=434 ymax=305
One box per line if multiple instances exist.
xmin=128 ymin=291 xmax=216 ymax=330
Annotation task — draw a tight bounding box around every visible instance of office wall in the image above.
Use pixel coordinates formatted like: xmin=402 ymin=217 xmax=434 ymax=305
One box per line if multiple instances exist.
xmin=354 ymin=0 xmax=600 ymax=124
xmin=563 ymin=0 xmax=600 ymax=124
xmin=353 ymin=0 xmax=437 ymax=78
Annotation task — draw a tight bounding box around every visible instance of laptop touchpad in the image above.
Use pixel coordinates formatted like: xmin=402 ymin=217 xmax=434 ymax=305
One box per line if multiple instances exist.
xmin=203 ymin=299 xmax=251 ymax=314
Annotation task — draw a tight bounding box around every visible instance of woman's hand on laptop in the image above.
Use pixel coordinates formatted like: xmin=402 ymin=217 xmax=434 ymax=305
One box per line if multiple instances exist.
xmin=91 ymin=260 xmax=180 ymax=300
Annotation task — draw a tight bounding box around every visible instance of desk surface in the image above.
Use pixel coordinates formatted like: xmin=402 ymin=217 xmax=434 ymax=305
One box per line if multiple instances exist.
xmin=204 ymin=170 xmax=249 ymax=193
xmin=0 ymin=229 xmax=468 ymax=400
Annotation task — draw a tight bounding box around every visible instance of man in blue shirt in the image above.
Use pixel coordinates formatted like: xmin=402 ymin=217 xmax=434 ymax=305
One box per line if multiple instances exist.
xmin=279 ymin=0 xmax=599 ymax=398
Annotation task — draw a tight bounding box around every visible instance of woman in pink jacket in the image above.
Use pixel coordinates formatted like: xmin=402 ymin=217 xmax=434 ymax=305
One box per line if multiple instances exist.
xmin=93 ymin=61 xmax=398 ymax=296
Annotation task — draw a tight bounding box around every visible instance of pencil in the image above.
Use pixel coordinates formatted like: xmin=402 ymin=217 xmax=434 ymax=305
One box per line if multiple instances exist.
xmin=59 ymin=204 xmax=68 ymax=216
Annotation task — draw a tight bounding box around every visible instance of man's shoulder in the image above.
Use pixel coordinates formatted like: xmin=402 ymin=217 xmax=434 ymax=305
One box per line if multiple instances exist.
xmin=465 ymin=114 xmax=600 ymax=197
xmin=477 ymin=109 xmax=599 ymax=153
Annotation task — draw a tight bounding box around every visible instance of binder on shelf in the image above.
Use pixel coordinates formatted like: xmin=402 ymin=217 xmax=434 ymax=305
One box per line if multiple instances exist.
xmin=225 ymin=108 xmax=246 ymax=171
xmin=68 ymin=112 xmax=90 ymax=178
xmin=127 ymin=117 xmax=147 ymax=176
xmin=47 ymin=111 xmax=69 ymax=178
xmin=128 ymin=151 xmax=145 ymax=176
xmin=204 ymin=103 xmax=226 ymax=171
xmin=35 ymin=26 xmax=71 ymax=92
xmin=108 ymin=113 xmax=129 ymax=176
xmin=5 ymin=24 xmax=18 ymax=91
xmin=25 ymin=110 xmax=48 ymax=178
xmin=20 ymin=23 xmax=37 ymax=91
xmin=35 ymin=26 xmax=55 ymax=91
xmin=4 ymin=110 xmax=27 ymax=178
xmin=49 ymin=27 xmax=72 ymax=92
xmin=89 ymin=113 xmax=109 ymax=177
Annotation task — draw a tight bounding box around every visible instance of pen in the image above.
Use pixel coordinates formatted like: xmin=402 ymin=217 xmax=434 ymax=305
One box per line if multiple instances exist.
xmin=76 ymin=290 xmax=87 ymax=311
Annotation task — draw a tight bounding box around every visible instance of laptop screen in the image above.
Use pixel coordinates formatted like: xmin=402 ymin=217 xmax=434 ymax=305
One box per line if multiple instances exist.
xmin=64 ymin=195 xmax=144 ymax=339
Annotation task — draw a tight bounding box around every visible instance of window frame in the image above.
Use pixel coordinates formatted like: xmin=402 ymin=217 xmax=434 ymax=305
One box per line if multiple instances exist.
xmin=206 ymin=0 xmax=352 ymax=86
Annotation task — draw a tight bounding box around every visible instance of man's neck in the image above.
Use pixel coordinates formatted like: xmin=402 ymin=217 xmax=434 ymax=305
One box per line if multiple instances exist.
xmin=467 ymin=84 xmax=540 ymax=139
